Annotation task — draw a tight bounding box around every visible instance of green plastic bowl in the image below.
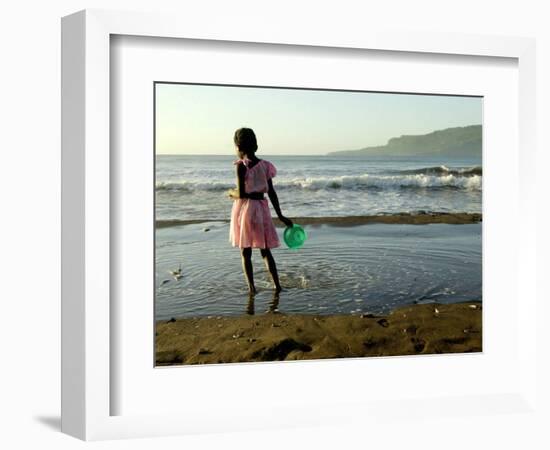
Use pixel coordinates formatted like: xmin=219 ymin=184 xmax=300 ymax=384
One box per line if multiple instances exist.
xmin=283 ymin=224 xmax=307 ymax=249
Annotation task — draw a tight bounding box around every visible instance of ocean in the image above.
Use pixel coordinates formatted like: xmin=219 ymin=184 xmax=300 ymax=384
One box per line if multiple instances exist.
xmin=156 ymin=155 xmax=482 ymax=221
xmin=155 ymin=155 xmax=482 ymax=320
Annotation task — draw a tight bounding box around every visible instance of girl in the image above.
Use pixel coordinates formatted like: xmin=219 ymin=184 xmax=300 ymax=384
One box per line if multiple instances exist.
xmin=228 ymin=128 xmax=293 ymax=294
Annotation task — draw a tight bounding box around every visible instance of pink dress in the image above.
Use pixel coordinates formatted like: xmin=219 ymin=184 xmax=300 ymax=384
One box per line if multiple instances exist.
xmin=229 ymin=158 xmax=280 ymax=249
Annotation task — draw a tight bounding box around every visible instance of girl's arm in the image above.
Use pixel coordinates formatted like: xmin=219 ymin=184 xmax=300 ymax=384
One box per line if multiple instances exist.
xmin=267 ymin=179 xmax=293 ymax=227
xmin=235 ymin=162 xmax=247 ymax=198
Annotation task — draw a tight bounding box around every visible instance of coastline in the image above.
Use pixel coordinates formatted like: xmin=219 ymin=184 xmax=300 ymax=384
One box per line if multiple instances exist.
xmin=156 ymin=212 xmax=482 ymax=229
xmin=155 ymin=301 xmax=482 ymax=365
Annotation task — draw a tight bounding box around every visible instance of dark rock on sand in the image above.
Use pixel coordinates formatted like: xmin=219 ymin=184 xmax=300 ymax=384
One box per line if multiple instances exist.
xmin=251 ymin=338 xmax=312 ymax=361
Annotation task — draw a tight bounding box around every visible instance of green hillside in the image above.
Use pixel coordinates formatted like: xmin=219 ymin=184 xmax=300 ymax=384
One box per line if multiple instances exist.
xmin=328 ymin=125 xmax=482 ymax=157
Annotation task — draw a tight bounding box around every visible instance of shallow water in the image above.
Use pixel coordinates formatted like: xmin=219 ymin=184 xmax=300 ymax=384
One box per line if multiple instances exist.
xmin=155 ymin=222 xmax=481 ymax=320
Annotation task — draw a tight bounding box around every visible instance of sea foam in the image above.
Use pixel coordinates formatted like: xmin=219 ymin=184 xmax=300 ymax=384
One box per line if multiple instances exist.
xmin=156 ymin=172 xmax=482 ymax=192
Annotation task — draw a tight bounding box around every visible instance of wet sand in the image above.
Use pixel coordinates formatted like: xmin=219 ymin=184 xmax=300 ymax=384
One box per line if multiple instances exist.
xmin=155 ymin=301 xmax=482 ymax=366
xmin=156 ymin=212 xmax=482 ymax=229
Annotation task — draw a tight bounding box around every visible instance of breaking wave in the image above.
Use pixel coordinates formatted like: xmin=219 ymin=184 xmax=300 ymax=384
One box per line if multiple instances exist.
xmin=156 ymin=172 xmax=482 ymax=192
xmin=396 ymin=165 xmax=482 ymax=176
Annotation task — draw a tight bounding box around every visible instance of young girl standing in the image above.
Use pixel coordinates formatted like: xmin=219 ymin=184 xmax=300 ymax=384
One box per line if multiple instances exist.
xmin=228 ymin=128 xmax=293 ymax=294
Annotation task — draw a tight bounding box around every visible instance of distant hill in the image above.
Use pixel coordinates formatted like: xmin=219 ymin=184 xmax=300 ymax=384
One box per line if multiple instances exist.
xmin=327 ymin=125 xmax=482 ymax=157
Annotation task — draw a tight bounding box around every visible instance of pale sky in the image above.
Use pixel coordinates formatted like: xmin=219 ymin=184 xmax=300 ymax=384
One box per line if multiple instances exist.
xmin=155 ymin=83 xmax=482 ymax=155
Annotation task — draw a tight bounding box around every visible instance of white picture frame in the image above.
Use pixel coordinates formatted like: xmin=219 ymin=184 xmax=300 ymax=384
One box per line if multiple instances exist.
xmin=61 ymin=9 xmax=538 ymax=441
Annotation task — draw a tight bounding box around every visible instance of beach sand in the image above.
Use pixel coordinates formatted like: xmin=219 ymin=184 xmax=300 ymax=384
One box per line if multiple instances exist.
xmin=155 ymin=301 xmax=482 ymax=365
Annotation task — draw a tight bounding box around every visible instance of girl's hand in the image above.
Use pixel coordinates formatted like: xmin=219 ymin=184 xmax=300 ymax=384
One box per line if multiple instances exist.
xmin=227 ymin=188 xmax=239 ymax=200
xmin=280 ymin=216 xmax=293 ymax=228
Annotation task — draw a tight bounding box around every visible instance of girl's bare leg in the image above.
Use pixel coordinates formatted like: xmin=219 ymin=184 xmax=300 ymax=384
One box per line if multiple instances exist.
xmin=241 ymin=247 xmax=256 ymax=293
xmin=260 ymin=248 xmax=282 ymax=292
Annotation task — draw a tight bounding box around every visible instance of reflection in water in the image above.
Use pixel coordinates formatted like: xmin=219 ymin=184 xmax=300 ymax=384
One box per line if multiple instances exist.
xmin=268 ymin=291 xmax=280 ymax=313
xmin=246 ymin=292 xmax=255 ymax=315
xmin=245 ymin=290 xmax=281 ymax=315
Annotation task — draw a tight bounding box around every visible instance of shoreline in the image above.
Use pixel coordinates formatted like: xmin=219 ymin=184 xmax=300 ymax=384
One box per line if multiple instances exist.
xmin=155 ymin=301 xmax=482 ymax=365
xmin=156 ymin=212 xmax=482 ymax=229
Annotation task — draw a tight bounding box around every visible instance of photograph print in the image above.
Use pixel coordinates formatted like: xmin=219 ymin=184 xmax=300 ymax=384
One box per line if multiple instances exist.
xmin=154 ymin=83 xmax=482 ymax=366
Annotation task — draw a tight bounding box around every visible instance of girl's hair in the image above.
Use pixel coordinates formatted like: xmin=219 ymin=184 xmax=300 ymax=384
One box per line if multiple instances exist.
xmin=234 ymin=128 xmax=258 ymax=156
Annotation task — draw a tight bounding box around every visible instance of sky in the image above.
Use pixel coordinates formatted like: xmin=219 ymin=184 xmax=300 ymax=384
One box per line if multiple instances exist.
xmin=155 ymin=83 xmax=482 ymax=155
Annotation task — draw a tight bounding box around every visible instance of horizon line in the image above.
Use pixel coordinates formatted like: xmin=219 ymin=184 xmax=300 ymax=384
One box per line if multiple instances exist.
xmin=156 ymin=153 xmax=330 ymax=156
